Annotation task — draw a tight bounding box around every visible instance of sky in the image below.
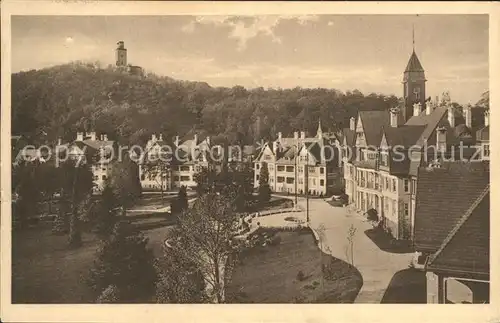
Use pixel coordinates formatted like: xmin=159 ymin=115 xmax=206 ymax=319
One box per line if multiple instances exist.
xmin=12 ymin=15 xmax=488 ymax=104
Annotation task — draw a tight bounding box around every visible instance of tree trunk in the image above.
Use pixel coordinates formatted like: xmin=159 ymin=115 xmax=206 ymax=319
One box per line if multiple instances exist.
xmin=68 ymin=168 xmax=82 ymax=248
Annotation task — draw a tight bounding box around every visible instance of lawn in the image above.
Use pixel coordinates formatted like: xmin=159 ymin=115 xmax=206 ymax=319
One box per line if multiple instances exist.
xmin=11 ymin=223 xmax=174 ymax=304
xmin=225 ymin=228 xmax=363 ymax=303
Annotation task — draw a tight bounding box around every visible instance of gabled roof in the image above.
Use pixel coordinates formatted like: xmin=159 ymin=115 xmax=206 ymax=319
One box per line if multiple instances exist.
xmin=358 ymin=110 xmax=390 ymax=146
xmin=342 ymin=128 xmax=356 ymax=148
xmin=404 ymin=50 xmax=425 ymax=73
xmin=383 ymin=125 xmax=426 ymax=148
xmin=381 ymin=125 xmax=426 ymax=175
xmin=476 ymin=125 xmax=489 ymax=141
xmin=414 ymin=162 xmax=490 ymax=253
xmin=427 ymin=186 xmax=489 ymax=276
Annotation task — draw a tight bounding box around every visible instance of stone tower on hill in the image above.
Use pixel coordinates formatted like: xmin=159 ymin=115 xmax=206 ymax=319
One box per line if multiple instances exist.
xmin=116 ymin=41 xmax=127 ymax=67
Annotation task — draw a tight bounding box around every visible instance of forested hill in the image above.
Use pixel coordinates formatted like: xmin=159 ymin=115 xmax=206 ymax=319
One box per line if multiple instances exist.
xmin=12 ymin=61 xmax=400 ymax=146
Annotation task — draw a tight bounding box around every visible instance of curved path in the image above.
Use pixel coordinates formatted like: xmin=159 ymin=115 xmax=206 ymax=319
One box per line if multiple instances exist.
xmin=267 ymin=195 xmax=414 ymax=303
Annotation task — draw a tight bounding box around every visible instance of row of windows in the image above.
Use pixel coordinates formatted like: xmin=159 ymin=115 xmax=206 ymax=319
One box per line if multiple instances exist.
xmin=356 ymin=170 xmax=411 ymax=193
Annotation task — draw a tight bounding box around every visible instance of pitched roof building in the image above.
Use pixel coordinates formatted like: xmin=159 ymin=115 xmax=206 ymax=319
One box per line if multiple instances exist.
xmin=413 ymin=162 xmax=489 ymax=303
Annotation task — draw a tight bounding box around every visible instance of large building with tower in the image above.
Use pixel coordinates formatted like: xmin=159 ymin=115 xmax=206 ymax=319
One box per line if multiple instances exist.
xmin=341 ymin=45 xmax=489 ymax=241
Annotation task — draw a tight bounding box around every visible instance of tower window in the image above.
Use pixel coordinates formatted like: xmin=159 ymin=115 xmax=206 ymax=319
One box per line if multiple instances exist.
xmin=413 ymin=87 xmax=421 ymax=100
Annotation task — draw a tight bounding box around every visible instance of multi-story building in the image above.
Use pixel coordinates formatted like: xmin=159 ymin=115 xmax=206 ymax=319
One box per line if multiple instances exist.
xmin=66 ymin=131 xmax=114 ymax=192
xmin=342 ymin=46 xmax=487 ymax=240
xmin=137 ymin=133 xmax=172 ymax=191
xmin=253 ymin=121 xmax=341 ymax=196
xmin=136 ymin=133 xmax=227 ymax=191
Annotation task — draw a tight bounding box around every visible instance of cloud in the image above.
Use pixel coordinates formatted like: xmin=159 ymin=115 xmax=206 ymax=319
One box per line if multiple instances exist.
xmin=328 ymin=21 xmax=334 ymax=27
xmin=65 ymin=36 xmax=74 ymax=44
xmin=181 ymin=15 xmax=319 ymax=51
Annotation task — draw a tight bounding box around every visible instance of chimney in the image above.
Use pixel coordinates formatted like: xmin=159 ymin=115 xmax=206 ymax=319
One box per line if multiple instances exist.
xmin=272 ymin=141 xmax=279 ymax=155
xmin=194 ymin=134 xmax=198 ymax=144
xmin=278 ymin=132 xmax=282 ymax=141
xmin=300 ymin=131 xmax=305 ymax=139
xmin=174 ymin=135 xmax=180 ymax=147
xmin=152 ymin=134 xmax=157 ymax=141
xmin=350 ymin=117 xmax=356 ymax=131
xmin=448 ymin=105 xmax=455 ymax=128
xmin=464 ymin=104 xmax=472 ymax=128
xmin=103 ymin=134 xmax=108 ymax=141
xmin=76 ymin=132 xmax=83 ymax=141
xmin=413 ymin=102 xmax=421 ymax=117
xmin=484 ymin=109 xmax=490 ymax=127
xmin=390 ymin=107 xmax=400 ymax=128
xmin=436 ymin=126 xmax=447 ymax=152
xmin=159 ymin=134 xmax=163 ymax=141
xmin=57 ymin=138 xmax=62 ymax=146
xmin=426 ymin=102 xmax=433 ymax=115
xmin=294 ymin=131 xmax=298 ymax=140
xmin=206 ymin=136 xmax=210 ymax=146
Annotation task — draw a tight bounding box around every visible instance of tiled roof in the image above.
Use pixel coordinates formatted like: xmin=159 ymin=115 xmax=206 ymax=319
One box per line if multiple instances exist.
xmin=358 ymin=110 xmax=390 ymax=146
xmin=383 ymin=125 xmax=426 ymax=148
xmin=414 ymin=162 xmax=490 ymax=253
xmin=404 ymin=50 xmax=425 ymax=72
xmin=427 ymin=187 xmax=489 ymax=276
xmin=342 ymin=128 xmax=356 ymax=148
xmin=476 ymin=125 xmax=489 ymax=141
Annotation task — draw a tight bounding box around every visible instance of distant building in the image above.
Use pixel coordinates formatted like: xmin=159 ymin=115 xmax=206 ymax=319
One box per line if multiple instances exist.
xmin=253 ymin=121 xmax=341 ymax=196
xmin=136 ymin=133 xmax=226 ymax=191
xmin=66 ymin=132 xmax=114 ymax=192
xmin=413 ymin=162 xmax=489 ymax=304
xmin=115 ymin=41 xmax=143 ymax=76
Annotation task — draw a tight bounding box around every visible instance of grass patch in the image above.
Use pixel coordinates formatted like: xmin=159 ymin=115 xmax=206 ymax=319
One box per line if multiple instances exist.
xmin=226 ymin=227 xmax=363 ymax=303
xmin=11 ymin=223 xmax=174 ymax=303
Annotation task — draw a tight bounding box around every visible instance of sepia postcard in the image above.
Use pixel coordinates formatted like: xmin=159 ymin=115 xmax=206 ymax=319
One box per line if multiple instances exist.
xmin=1 ymin=1 xmax=500 ymax=323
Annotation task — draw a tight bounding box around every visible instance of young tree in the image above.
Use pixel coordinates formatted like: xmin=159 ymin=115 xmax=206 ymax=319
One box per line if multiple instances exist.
xmin=168 ymin=193 xmax=239 ymax=303
xmin=88 ymin=221 xmax=158 ymax=303
xmin=258 ymin=162 xmax=269 ymax=187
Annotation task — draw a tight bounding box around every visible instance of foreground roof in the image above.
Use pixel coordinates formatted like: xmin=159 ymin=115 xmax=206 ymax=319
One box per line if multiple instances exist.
xmin=414 ymin=162 xmax=490 ymax=253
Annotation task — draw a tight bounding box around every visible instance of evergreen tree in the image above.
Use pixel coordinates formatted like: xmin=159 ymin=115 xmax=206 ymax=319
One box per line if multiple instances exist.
xmin=88 ymin=221 xmax=158 ymax=303
xmin=93 ymin=182 xmax=119 ymax=239
xmin=258 ymin=162 xmax=271 ymax=203
xmin=178 ymin=185 xmax=188 ymax=212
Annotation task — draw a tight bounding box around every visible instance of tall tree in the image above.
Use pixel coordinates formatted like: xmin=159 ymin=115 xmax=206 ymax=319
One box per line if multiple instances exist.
xmin=57 ymin=159 xmax=94 ymax=247
xmin=12 ymin=161 xmax=41 ymax=229
xmin=168 ymin=193 xmax=239 ymax=303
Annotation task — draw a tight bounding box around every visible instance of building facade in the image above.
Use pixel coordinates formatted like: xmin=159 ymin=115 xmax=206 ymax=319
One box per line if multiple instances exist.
xmin=66 ymin=131 xmax=114 ymax=192
xmin=253 ymin=121 xmax=341 ymax=196
xmin=342 ymin=47 xmax=488 ymax=240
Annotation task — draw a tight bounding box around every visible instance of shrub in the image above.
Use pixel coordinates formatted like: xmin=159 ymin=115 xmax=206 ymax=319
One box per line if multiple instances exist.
xmin=96 ymin=284 xmax=120 ymax=303
xmin=296 ymin=270 xmax=306 ymax=281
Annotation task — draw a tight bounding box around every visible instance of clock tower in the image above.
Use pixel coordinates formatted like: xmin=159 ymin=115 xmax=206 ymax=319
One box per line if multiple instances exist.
xmin=402 ymin=28 xmax=426 ymax=122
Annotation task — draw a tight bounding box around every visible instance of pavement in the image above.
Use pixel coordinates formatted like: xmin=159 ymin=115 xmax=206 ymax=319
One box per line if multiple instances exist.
xmin=268 ymin=195 xmax=414 ymax=303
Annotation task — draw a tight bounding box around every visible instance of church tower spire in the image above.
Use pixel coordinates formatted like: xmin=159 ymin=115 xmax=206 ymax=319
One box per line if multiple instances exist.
xmin=402 ymin=27 xmax=426 ymax=122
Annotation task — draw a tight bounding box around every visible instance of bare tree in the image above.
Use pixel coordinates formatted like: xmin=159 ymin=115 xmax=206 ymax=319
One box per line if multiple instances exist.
xmin=167 ymin=193 xmax=239 ymax=303
xmin=346 ymin=224 xmax=357 ymax=266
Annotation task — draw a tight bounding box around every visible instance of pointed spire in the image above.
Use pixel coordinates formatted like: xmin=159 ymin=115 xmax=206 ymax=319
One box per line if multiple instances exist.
xmin=316 ymin=119 xmax=323 ymax=138
xmin=412 ymin=23 xmax=415 ymax=51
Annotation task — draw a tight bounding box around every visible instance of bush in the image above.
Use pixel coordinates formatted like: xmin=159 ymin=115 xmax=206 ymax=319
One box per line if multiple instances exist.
xmin=96 ymin=284 xmax=120 ymax=303
xmin=296 ymin=270 xmax=306 ymax=281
